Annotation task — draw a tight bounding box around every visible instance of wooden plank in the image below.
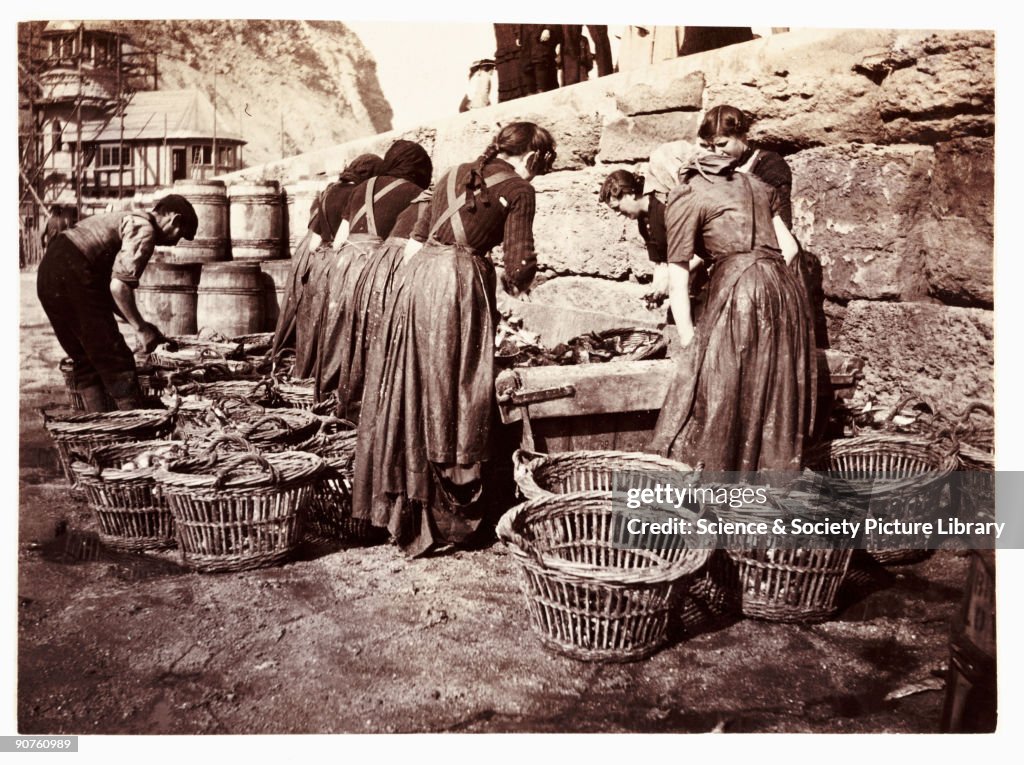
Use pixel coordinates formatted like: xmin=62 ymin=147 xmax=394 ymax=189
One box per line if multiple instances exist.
xmin=496 ymin=348 xmax=862 ymax=423
xmin=496 ymin=360 xmax=673 ymax=423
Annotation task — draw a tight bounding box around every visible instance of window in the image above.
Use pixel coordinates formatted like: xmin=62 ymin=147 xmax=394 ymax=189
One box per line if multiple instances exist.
xmin=51 ymin=120 xmax=62 ymax=152
xmin=98 ymin=145 xmax=133 ymax=167
xmin=218 ymin=145 xmax=234 ymax=167
xmin=191 ymin=145 xmax=213 ymax=165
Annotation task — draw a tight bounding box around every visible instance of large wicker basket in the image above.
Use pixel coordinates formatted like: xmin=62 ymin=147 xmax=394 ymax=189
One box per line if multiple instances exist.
xmin=806 ymin=433 xmax=958 ymax=565
xmin=293 ymin=418 xmax=376 ymax=542
xmin=951 ymin=402 xmax=994 ymax=523
xmin=71 ymin=440 xmax=187 ymax=551
xmin=513 ymin=449 xmax=702 ymax=501
xmin=155 ymin=450 xmax=324 ymax=572
xmin=497 ymin=491 xmax=711 ymax=662
xmin=41 ymin=403 xmax=178 ymax=484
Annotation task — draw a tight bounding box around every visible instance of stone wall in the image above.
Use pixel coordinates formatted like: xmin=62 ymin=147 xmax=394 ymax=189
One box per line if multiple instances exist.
xmin=220 ymin=27 xmax=994 ymax=414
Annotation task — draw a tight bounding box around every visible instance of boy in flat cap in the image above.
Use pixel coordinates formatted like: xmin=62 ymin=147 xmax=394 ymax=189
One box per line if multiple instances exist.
xmin=36 ymin=194 xmax=199 ymax=411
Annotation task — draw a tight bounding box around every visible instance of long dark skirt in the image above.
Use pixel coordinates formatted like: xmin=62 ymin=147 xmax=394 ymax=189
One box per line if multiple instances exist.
xmin=293 ymin=242 xmax=335 ymax=379
xmin=649 ymin=249 xmax=815 ymax=474
xmin=352 ymin=243 xmax=498 ymax=556
xmin=314 ymin=234 xmax=382 ymax=399
xmin=336 ymin=235 xmax=409 ymax=422
xmin=271 ymin=229 xmax=314 ymax=357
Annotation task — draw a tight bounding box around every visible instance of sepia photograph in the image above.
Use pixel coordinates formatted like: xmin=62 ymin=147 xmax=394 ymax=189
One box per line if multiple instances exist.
xmin=6 ymin=0 xmax=1016 ymax=754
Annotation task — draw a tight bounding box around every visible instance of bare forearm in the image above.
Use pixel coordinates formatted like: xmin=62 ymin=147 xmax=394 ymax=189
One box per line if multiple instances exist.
xmin=667 ymin=263 xmax=693 ymax=344
xmin=110 ymin=278 xmax=146 ymax=330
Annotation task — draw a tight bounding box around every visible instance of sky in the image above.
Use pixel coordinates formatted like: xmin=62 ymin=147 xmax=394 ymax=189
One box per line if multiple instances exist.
xmin=4 ymin=0 xmax=1024 ymax=759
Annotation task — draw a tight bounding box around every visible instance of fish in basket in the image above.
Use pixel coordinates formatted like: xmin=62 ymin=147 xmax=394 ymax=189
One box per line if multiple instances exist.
xmin=497 ymin=490 xmax=711 ymax=662
xmin=164 ymin=385 xmax=273 ymax=440
xmin=154 ymin=450 xmax=324 ymax=572
xmin=70 ymin=439 xmax=188 ymax=551
xmin=40 ymin=401 xmax=179 ymax=485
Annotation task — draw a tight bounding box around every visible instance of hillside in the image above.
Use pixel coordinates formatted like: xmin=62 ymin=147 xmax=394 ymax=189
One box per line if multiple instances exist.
xmin=116 ymin=19 xmax=393 ymax=167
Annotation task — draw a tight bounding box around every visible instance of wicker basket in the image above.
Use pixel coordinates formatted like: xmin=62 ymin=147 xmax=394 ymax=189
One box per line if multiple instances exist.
xmin=156 ymin=450 xmax=324 ymax=572
xmin=702 ymin=478 xmax=859 ymax=622
xmin=293 ymin=418 xmax=375 ymax=542
xmin=497 ymin=491 xmax=711 ymax=662
xmin=71 ymin=439 xmax=187 ymax=551
xmin=230 ymin=410 xmax=322 ymax=451
xmin=513 ymin=449 xmax=702 ymax=501
xmin=41 ymin=402 xmax=178 ymax=484
xmin=232 ymin=332 xmax=275 ymax=357
xmin=58 ymin=358 xmax=114 ymax=411
xmin=806 ymin=433 xmax=958 ymax=565
xmin=951 ymin=402 xmax=995 ymax=523
xmin=267 ymin=375 xmax=338 ymax=414
xmin=592 ymin=328 xmax=667 ymax=361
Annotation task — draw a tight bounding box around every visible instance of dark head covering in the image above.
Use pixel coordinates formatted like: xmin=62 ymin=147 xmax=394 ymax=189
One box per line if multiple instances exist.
xmin=380 ymin=140 xmax=433 ymax=189
xmin=682 ymin=151 xmax=742 ymax=182
xmin=339 ymin=153 xmax=384 ymax=185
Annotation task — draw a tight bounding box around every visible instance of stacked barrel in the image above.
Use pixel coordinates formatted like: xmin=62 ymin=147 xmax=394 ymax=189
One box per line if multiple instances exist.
xmin=138 ymin=177 xmax=324 ymax=337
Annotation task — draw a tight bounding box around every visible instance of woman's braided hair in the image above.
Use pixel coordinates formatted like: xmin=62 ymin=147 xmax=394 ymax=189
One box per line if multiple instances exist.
xmin=464 ymin=121 xmax=556 ymax=211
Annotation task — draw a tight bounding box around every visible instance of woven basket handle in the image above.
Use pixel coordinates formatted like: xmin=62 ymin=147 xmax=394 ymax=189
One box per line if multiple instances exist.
xmin=270 ymin=349 xmax=297 ymax=377
xmin=201 ymin=433 xmax=255 ymax=457
xmin=245 ymin=414 xmax=296 ymax=438
xmin=317 ymin=415 xmax=357 ymax=435
xmin=213 ymin=396 xmax=265 ymax=420
xmin=212 ymin=452 xmax=281 ymax=490
xmin=954 ymin=400 xmax=994 ymax=438
xmin=883 ymin=393 xmax=939 ymax=431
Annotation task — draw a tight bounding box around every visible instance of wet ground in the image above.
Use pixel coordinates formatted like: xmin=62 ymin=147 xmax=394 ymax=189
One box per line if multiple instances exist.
xmin=16 ymin=273 xmax=984 ymax=736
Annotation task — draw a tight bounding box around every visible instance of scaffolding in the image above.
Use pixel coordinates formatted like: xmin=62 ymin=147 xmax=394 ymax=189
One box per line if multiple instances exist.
xmin=18 ymin=21 xmax=158 ymax=266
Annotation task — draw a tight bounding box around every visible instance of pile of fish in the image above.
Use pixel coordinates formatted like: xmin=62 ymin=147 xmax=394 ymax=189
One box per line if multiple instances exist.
xmin=494 ymin=313 xmax=667 ymax=368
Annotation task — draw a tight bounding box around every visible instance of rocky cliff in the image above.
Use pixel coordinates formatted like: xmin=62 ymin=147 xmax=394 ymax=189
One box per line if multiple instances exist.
xmin=123 ymin=19 xmax=393 ymax=166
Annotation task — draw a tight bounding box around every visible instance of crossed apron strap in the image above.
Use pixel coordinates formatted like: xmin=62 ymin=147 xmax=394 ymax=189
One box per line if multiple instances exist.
xmin=428 ymin=169 xmax=518 ymax=247
xmin=349 ymin=177 xmax=406 ymax=237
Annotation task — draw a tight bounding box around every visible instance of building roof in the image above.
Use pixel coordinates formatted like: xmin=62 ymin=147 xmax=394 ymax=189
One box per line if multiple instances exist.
xmin=80 ymin=89 xmax=244 ymax=144
xmin=43 ymin=21 xmax=127 ymax=36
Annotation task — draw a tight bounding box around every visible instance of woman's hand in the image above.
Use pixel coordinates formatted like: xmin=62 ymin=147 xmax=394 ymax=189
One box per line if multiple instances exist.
xmin=402 ymin=239 xmax=423 ymax=265
xmin=676 ymin=322 xmax=695 ymax=347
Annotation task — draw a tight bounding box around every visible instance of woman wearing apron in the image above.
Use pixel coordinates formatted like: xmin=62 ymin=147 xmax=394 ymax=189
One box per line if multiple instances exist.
xmin=353 ymin=122 xmax=556 ymax=557
xmin=650 ymin=151 xmax=814 ymax=476
xmin=314 ymin=140 xmax=432 ymax=400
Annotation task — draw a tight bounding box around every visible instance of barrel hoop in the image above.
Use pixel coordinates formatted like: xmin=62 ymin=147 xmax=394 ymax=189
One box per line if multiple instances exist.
xmin=177 ymin=194 xmax=227 ymax=204
xmin=176 ymin=238 xmax=227 ymax=248
xmin=229 ymin=195 xmax=283 ymax=205
xmin=198 ymin=286 xmax=263 ymax=295
xmin=137 ymin=285 xmax=198 ymax=294
xmin=231 ymin=238 xmax=283 ymax=248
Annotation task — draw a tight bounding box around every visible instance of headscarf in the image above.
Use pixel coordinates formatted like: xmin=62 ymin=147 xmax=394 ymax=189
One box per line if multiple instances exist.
xmin=682 ymin=151 xmax=742 ymax=181
xmin=379 ymin=140 xmax=433 ymax=189
xmin=645 ymin=140 xmax=699 ymax=198
xmin=339 ymin=153 xmax=385 ymax=185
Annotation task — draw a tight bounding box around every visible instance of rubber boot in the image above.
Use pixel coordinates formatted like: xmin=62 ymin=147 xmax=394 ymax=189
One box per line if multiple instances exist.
xmin=78 ymin=383 xmax=113 ymax=413
xmin=107 ymin=372 xmax=144 ymax=411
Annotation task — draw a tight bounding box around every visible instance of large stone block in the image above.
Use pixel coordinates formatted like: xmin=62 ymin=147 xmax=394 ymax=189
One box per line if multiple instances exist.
xmin=917 ymin=137 xmax=993 ymax=306
xmin=830 ymin=300 xmax=993 ymax=415
xmin=529 ymin=167 xmax=654 ymax=281
xmin=790 ymin=144 xmax=935 ymax=301
xmin=615 ymin=71 xmax=705 ymax=116
xmin=874 ymin=32 xmax=995 ymax=142
xmin=596 ymin=113 xmax=702 ymax=164
xmin=527 ymin=276 xmax=664 ymax=325
xmin=429 ymin=94 xmax=605 ymax=173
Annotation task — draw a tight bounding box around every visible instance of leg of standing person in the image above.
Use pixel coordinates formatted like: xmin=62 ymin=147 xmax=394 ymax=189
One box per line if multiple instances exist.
xmin=37 ymin=239 xmax=143 ymax=411
xmin=587 ymin=25 xmax=614 ymax=75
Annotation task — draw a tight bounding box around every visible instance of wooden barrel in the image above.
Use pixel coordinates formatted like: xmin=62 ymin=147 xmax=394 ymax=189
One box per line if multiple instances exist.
xmin=136 ymin=262 xmax=202 ymax=336
xmin=229 ymin=181 xmax=284 ymax=262
xmin=196 ymin=262 xmax=265 ymax=336
xmin=259 ymin=259 xmax=293 ymax=332
xmin=283 ymin=180 xmax=326 ymax=256
xmin=163 ymin=180 xmax=230 ymax=264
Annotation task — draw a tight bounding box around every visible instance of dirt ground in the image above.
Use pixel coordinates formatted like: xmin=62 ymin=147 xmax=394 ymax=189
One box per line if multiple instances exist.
xmin=16 ymin=272 xmax=985 ymax=736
